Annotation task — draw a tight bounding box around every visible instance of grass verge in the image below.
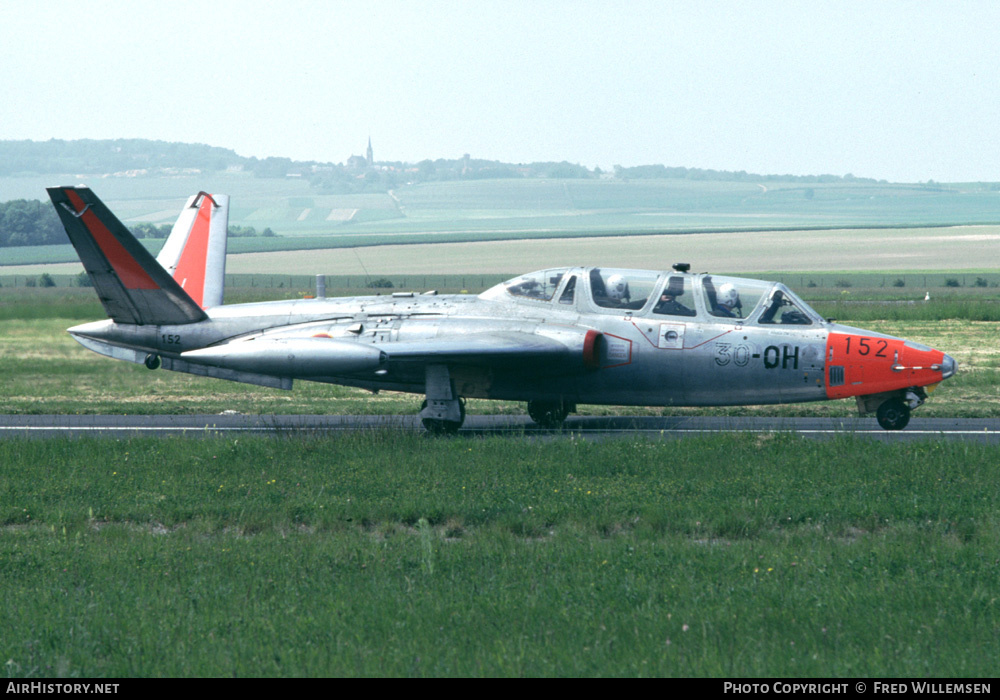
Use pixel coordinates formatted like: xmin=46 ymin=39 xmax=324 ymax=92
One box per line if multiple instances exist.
xmin=1 ymin=432 xmax=997 ymax=677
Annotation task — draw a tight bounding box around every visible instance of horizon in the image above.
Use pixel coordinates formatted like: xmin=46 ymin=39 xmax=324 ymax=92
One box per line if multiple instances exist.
xmin=2 ymin=136 xmax=900 ymax=183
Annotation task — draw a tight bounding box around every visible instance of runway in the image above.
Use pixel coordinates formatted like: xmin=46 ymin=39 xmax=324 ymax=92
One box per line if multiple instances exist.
xmin=1 ymin=414 xmax=997 ymax=442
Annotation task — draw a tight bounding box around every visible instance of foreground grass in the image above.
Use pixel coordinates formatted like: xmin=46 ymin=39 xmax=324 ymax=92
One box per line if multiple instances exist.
xmin=1 ymin=433 xmax=997 ymax=677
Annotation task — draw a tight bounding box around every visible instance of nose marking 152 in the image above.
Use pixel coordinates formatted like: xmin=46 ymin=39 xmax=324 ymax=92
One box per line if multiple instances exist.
xmin=844 ymin=336 xmax=889 ymax=357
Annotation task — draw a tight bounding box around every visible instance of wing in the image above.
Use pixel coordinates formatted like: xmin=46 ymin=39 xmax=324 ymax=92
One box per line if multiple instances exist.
xmin=179 ymin=330 xmax=602 ymax=379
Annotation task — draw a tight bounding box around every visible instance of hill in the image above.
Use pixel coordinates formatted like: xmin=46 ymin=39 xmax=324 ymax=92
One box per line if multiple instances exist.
xmin=0 ymin=139 xmax=246 ymax=177
xmin=3 ymin=139 xmax=1000 ymax=264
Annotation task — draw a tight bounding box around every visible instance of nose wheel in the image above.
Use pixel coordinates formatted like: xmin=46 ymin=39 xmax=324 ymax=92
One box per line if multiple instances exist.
xmin=876 ymin=398 xmax=910 ymax=431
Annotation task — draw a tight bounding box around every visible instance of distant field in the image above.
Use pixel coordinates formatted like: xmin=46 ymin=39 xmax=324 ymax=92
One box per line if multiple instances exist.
xmin=6 ymin=174 xmax=1000 ymax=272
xmin=4 ymin=175 xmax=1000 ymax=268
xmin=220 ymin=225 xmax=1000 ymax=277
xmin=5 ymin=225 xmax=1000 ymax=279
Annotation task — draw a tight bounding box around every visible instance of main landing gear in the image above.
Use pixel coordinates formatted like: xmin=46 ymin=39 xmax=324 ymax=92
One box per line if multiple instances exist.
xmin=420 ymin=397 xmax=466 ymax=434
xmin=526 ymin=399 xmax=572 ymax=429
xmin=420 ymin=365 xmax=465 ymax=434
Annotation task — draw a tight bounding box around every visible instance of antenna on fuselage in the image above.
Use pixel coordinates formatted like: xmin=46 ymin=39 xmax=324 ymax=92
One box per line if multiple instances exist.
xmin=673 ymin=263 xmax=691 ymax=273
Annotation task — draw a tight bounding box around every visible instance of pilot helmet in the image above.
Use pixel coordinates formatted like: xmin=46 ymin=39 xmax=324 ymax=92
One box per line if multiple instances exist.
xmin=717 ymin=283 xmax=739 ymax=309
xmin=606 ymin=274 xmax=629 ymax=300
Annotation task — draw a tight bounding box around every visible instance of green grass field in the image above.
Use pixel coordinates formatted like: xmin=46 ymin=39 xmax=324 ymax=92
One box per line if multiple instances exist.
xmin=2 ymin=277 xmax=999 ymax=677
xmin=2 ymin=433 xmax=998 ymax=676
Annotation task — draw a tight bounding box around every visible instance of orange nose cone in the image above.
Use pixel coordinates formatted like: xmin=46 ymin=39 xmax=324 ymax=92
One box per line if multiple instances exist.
xmin=898 ymin=341 xmax=949 ymax=379
xmin=825 ymin=332 xmax=955 ymax=400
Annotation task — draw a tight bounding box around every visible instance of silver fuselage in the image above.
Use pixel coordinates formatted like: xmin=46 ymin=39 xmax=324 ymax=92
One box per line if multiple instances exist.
xmin=68 ymin=268 xmax=906 ymax=408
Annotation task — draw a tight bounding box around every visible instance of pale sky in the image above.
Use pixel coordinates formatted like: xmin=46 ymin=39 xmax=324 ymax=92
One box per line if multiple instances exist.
xmin=2 ymin=1 xmax=999 ymax=182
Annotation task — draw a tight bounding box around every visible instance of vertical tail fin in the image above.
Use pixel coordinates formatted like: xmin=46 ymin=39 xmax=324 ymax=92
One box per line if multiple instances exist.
xmin=156 ymin=192 xmax=230 ymax=309
xmin=47 ymin=186 xmax=208 ymax=326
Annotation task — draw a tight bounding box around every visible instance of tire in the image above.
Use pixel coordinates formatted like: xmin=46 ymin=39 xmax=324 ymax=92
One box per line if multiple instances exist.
xmin=527 ymin=400 xmax=569 ymax=428
xmin=420 ymin=398 xmax=465 ymax=434
xmin=876 ymin=398 xmax=910 ymax=431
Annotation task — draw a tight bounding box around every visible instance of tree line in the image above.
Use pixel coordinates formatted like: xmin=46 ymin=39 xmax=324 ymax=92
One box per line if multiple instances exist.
xmin=1 ymin=138 xmax=889 ymax=192
xmin=0 ymin=199 xmax=274 ymax=248
xmin=611 ymin=164 xmax=881 ymax=184
xmin=0 ymin=139 xmax=245 ymax=177
xmin=0 ymin=199 xmax=65 ymax=247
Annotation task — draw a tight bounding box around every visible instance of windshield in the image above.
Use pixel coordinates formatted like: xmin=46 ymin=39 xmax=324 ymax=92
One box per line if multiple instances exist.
xmin=757 ymin=285 xmax=817 ymax=325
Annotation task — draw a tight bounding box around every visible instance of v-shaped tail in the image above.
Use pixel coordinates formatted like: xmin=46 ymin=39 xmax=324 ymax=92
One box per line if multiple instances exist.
xmin=47 ymin=186 xmax=209 ymax=326
xmin=156 ymin=191 xmax=229 ymax=309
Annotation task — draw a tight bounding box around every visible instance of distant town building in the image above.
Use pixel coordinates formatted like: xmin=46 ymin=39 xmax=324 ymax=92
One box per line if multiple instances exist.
xmin=347 ymin=137 xmax=375 ymax=171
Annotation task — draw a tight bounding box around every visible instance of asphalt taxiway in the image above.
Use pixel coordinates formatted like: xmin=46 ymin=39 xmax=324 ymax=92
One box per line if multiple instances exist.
xmin=0 ymin=414 xmax=997 ymax=442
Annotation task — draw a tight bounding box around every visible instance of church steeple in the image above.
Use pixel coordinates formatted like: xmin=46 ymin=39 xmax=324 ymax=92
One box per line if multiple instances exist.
xmin=366 ymin=136 xmax=373 ymax=167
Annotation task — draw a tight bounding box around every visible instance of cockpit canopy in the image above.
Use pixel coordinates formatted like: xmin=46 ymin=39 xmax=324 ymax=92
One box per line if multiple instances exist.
xmin=482 ymin=267 xmax=821 ymax=326
xmin=498 ymin=268 xmax=568 ymax=302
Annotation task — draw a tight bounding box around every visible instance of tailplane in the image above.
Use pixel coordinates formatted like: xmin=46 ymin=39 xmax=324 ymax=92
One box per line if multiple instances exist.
xmin=47 ymin=186 xmax=208 ymax=326
xmin=156 ymin=191 xmax=229 ymax=309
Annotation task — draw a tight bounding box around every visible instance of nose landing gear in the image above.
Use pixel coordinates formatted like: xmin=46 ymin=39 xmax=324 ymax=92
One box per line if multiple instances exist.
xmin=875 ymin=397 xmax=910 ymax=431
xmin=859 ymin=388 xmax=927 ymax=431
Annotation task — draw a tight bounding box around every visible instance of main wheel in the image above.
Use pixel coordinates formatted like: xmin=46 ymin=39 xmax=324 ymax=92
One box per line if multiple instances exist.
xmin=527 ymin=400 xmax=569 ymax=428
xmin=876 ymin=398 xmax=910 ymax=431
xmin=420 ymin=398 xmax=466 ymax=434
